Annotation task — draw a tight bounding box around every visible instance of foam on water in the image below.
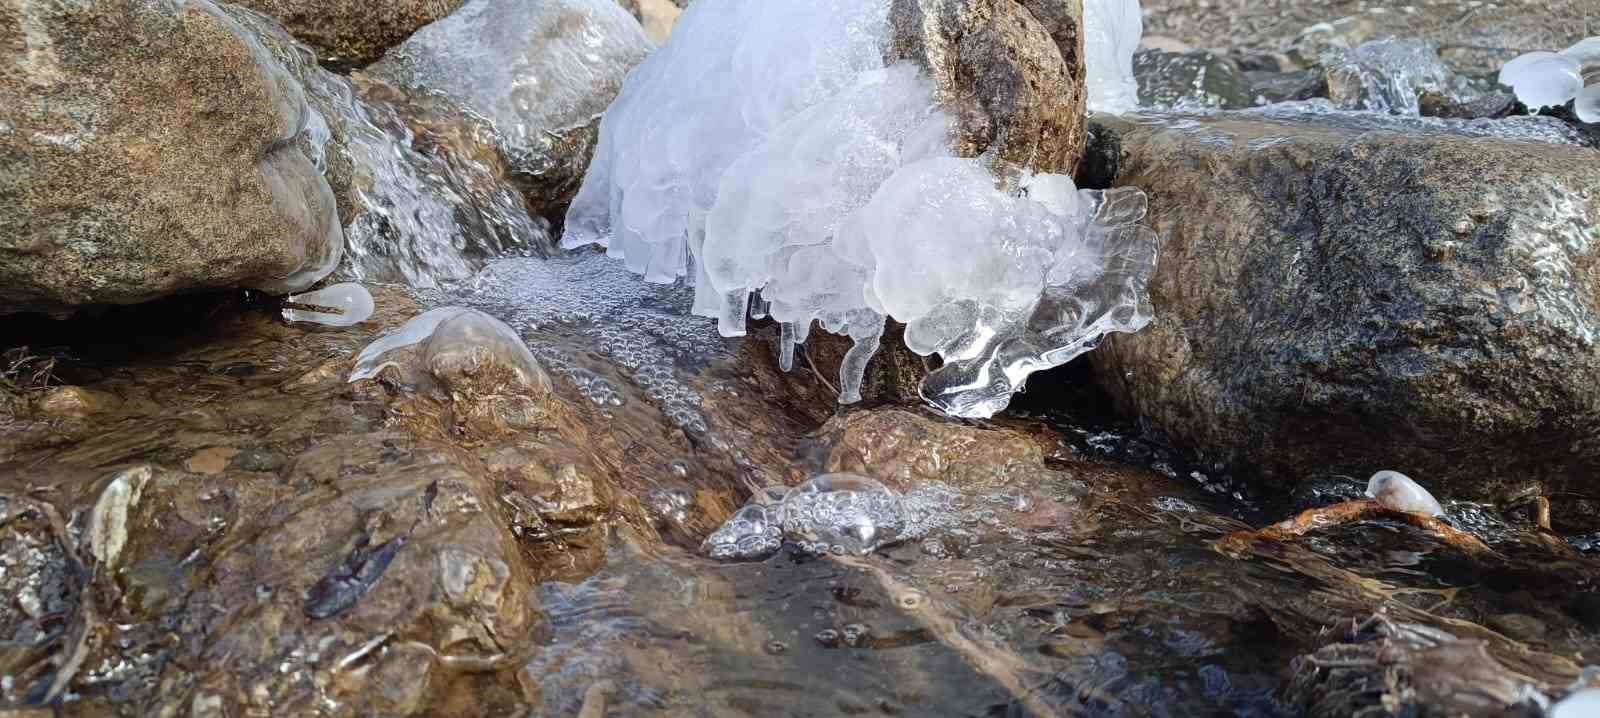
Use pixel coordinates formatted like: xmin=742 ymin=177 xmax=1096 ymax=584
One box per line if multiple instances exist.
xmin=447 ymin=253 xmax=726 ymax=431
xmin=703 ymin=474 xmax=979 ymax=560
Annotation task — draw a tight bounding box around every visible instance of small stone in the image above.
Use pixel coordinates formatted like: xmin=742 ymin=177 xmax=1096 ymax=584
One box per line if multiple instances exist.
xmin=186 ymin=447 xmax=241 ymax=476
xmin=34 ymin=386 xmax=121 ymax=419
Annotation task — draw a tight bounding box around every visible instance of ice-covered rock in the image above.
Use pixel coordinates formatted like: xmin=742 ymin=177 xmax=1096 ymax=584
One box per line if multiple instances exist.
xmin=1324 ymin=39 xmax=1474 ymax=116
xmin=1500 ymin=37 xmax=1600 ymax=122
xmin=1084 ymin=0 xmax=1143 ymax=114
xmin=350 ymin=307 xmax=549 ymax=395
xmin=370 ymin=0 xmax=653 ymax=216
xmin=564 ymin=0 xmax=1155 ymax=417
xmin=1364 ymin=471 xmax=1443 ymax=518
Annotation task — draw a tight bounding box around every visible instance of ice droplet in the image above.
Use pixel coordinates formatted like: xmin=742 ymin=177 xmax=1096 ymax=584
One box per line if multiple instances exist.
xmin=1365 ymin=470 xmax=1444 ymax=518
xmin=283 ymin=282 xmax=375 ymax=327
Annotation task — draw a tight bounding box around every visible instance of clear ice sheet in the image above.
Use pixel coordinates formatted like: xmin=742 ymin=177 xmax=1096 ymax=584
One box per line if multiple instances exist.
xmin=563 ymin=0 xmax=1159 ymax=418
xmin=702 ymin=474 xmax=964 ymax=560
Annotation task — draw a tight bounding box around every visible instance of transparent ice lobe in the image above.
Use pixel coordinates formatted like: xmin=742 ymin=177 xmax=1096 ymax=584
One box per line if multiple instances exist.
xmin=1364 ymin=470 xmax=1444 ymax=518
xmin=350 ymin=307 xmax=471 ymax=382
xmin=283 ymin=282 xmax=374 ymax=327
xmin=1084 ymin=0 xmax=1144 ymax=114
xmin=1499 ymin=51 xmax=1584 ymax=111
xmin=1500 ymin=37 xmax=1600 ymax=116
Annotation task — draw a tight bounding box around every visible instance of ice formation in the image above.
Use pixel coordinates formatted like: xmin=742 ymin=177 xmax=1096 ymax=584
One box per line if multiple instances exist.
xmin=1552 ymin=689 xmax=1600 ymax=718
xmin=1364 ymin=470 xmax=1444 ymax=518
xmin=1084 ymin=0 xmax=1144 ymax=114
xmin=563 ymin=0 xmax=1157 ymax=418
xmin=347 ymin=306 xmax=543 ymax=389
xmin=1327 ymin=39 xmax=1470 ymax=116
xmin=282 ymin=282 xmax=374 ymax=326
xmin=1500 ymin=37 xmax=1600 ymax=122
xmin=702 ymin=474 xmax=961 ymax=560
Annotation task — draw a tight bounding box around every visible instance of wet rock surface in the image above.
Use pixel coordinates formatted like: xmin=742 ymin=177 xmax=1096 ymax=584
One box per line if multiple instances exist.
xmin=1087 ymin=112 xmax=1600 ymax=503
xmin=230 ymin=0 xmax=467 ymax=68
xmin=0 ymin=0 xmax=343 ymax=315
xmin=888 ymin=0 xmax=1088 ymax=174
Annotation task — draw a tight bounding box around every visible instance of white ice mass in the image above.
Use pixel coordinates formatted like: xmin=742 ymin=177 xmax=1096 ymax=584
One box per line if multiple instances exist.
xmin=1084 ymin=0 xmax=1144 ymax=114
xmin=563 ymin=0 xmax=1157 ymax=418
xmin=1500 ymin=37 xmax=1600 ymax=123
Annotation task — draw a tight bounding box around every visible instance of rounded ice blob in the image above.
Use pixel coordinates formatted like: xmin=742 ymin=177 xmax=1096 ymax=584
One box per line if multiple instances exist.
xmin=780 ymin=473 xmax=906 ymax=555
xmin=1364 ymin=470 xmax=1444 ymax=518
xmin=283 ymin=282 xmax=374 ymax=327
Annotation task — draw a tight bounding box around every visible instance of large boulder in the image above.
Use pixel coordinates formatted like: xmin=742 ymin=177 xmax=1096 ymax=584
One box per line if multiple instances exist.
xmin=369 ymin=0 xmax=653 ymax=219
xmin=0 ymin=0 xmax=342 ymax=315
xmin=229 ymin=0 xmax=468 ymax=68
xmin=888 ymin=0 xmax=1087 ymax=175
xmin=1086 ymin=113 xmax=1600 ymax=499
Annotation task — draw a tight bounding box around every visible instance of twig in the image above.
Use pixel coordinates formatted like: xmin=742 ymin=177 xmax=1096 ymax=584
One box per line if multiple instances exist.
xmin=1216 ymin=499 xmax=1493 ymax=557
xmin=800 ymin=346 xmax=839 ymax=398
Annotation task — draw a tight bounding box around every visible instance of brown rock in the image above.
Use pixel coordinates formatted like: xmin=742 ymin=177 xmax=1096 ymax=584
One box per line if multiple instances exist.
xmin=816 ymin=408 xmax=1059 ymax=491
xmin=888 ymin=0 xmax=1087 ymax=176
xmin=33 ymin=386 xmax=122 ymax=419
xmin=0 ymin=0 xmax=342 ymax=315
xmin=1086 ymin=113 xmax=1600 ymax=499
xmin=229 ymin=0 xmax=468 ymax=68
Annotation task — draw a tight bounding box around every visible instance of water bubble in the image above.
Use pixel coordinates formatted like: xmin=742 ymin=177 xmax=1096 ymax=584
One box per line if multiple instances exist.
xmin=764 ymin=640 xmax=788 ymax=655
xmin=779 ymin=474 xmax=905 ymax=556
xmin=700 ymin=504 xmax=783 ymax=560
xmin=896 ymin=589 xmax=927 ymax=610
xmin=814 ymin=629 xmax=841 ymax=647
xmin=841 ymin=623 xmax=872 ymax=647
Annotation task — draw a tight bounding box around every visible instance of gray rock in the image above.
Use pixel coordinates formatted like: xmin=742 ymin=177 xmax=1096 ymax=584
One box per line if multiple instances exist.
xmin=0 ymin=0 xmax=342 ymax=315
xmin=229 ymin=0 xmax=468 ymax=68
xmin=1087 ymin=113 xmax=1600 ymax=500
xmin=368 ymin=0 xmax=653 ymax=220
xmin=887 ymin=0 xmax=1087 ymax=176
xmin=1246 ymin=69 xmax=1327 ymax=104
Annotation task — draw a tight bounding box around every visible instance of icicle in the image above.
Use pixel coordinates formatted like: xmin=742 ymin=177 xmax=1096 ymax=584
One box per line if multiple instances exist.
xmin=778 ymin=321 xmax=796 ymax=371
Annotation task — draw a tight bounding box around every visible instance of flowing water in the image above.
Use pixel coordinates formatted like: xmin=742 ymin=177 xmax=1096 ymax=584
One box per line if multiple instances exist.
xmin=2 ymin=239 xmax=1597 ymax=715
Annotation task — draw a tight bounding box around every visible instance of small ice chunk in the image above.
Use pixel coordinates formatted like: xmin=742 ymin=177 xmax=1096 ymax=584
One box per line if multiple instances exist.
xmin=1364 ymin=470 xmax=1444 ymax=518
xmin=283 ymin=283 xmax=375 ymax=327
xmin=1499 ymin=51 xmax=1584 ymax=111
xmin=349 ymin=307 xmax=472 ymax=382
xmin=1551 ymin=688 xmax=1600 ymax=718
xmin=1084 ymin=0 xmax=1143 ymax=114
xmin=779 ymin=474 xmax=906 ymax=556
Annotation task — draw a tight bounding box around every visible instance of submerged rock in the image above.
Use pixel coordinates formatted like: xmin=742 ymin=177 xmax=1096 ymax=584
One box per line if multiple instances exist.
xmin=0 ymin=0 xmax=343 ymax=315
xmin=1088 ymin=112 xmax=1600 ymax=499
xmin=230 ymin=0 xmax=468 ymax=68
